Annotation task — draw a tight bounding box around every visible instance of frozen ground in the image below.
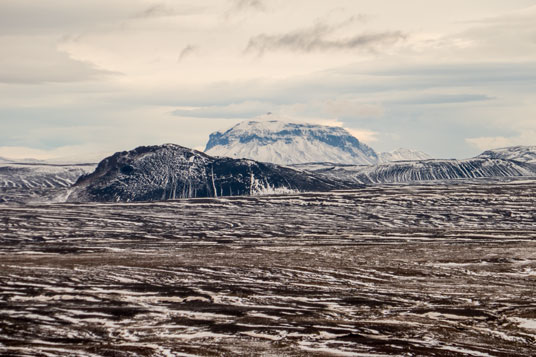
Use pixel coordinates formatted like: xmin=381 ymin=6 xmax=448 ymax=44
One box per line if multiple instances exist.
xmin=1 ymin=180 xmax=536 ymax=356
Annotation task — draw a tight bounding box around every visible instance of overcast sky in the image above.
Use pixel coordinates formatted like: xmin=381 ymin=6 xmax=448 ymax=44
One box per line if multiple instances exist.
xmin=1 ymin=0 xmax=535 ymax=161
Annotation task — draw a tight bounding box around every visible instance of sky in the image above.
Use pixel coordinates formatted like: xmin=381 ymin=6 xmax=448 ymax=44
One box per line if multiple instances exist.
xmin=1 ymin=0 xmax=535 ymax=161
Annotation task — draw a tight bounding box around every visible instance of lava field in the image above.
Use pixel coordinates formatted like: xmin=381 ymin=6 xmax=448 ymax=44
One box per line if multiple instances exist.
xmin=1 ymin=180 xmax=536 ymax=356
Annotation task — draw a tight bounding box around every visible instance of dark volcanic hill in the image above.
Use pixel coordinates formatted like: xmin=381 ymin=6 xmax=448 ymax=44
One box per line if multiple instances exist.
xmin=67 ymin=144 xmax=350 ymax=202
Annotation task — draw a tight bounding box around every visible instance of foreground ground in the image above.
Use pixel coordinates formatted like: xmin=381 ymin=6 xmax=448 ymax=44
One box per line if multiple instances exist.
xmin=1 ymin=180 xmax=536 ymax=356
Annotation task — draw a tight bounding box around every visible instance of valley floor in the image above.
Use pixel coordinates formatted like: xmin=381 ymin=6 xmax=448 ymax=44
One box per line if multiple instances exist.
xmin=1 ymin=181 xmax=536 ymax=356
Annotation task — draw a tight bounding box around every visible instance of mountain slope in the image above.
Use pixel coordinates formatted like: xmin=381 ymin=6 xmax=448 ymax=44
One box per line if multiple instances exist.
xmin=379 ymin=148 xmax=432 ymax=162
xmin=205 ymin=120 xmax=379 ymax=165
xmin=67 ymin=144 xmax=352 ymax=202
xmin=293 ymin=157 xmax=536 ymax=184
xmin=0 ymin=163 xmax=96 ymax=190
xmin=478 ymin=146 xmax=536 ymax=163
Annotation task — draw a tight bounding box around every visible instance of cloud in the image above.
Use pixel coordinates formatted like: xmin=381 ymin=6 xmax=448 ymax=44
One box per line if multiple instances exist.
xmin=0 ymin=0 xmax=136 ymax=35
xmin=323 ymin=99 xmax=384 ymax=118
xmin=172 ymin=101 xmax=274 ymax=118
xmin=230 ymin=0 xmax=265 ymax=12
xmin=465 ymin=136 xmax=514 ymax=151
xmin=345 ymin=128 xmax=379 ymax=144
xmin=245 ymin=19 xmax=406 ymax=55
xmin=392 ymin=94 xmax=494 ymax=105
xmin=135 ymin=4 xmax=176 ymax=18
xmin=0 ymin=145 xmax=112 ymax=162
xmin=178 ymin=45 xmax=198 ymax=61
xmin=299 ymin=118 xmax=378 ymax=143
xmin=133 ymin=3 xmax=205 ymax=19
xmin=466 ymin=130 xmax=536 ymax=151
xmin=0 ymin=37 xmax=117 ymax=84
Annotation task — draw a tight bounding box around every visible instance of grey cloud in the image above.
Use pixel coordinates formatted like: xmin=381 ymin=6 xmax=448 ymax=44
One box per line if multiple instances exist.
xmin=0 ymin=0 xmax=134 ymax=34
xmin=172 ymin=101 xmax=274 ymax=119
xmin=230 ymin=0 xmax=265 ymax=12
xmin=115 ymin=62 xmax=536 ymax=110
xmin=245 ymin=21 xmax=406 ymax=55
xmin=133 ymin=3 xmax=204 ymax=19
xmin=135 ymin=4 xmax=175 ymax=18
xmin=0 ymin=38 xmax=118 ymax=84
xmin=391 ymin=94 xmax=494 ymax=106
xmin=178 ymin=45 xmax=198 ymax=62
xmin=0 ymin=1 xmax=205 ymax=34
xmin=0 ymin=62 xmax=116 ymax=84
xmin=370 ymin=63 xmax=536 ymax=88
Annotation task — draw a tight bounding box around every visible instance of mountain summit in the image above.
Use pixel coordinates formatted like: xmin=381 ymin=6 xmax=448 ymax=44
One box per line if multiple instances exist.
xmin=205 ymin=120 xmax=379 ymax=165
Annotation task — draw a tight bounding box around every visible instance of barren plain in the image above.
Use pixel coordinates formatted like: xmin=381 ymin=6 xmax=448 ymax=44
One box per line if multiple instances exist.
xmin=1 ymin=180 xmax=536 ymax=356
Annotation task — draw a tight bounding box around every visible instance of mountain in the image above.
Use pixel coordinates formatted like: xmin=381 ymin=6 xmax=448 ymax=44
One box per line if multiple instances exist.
xmin=67 ymin=144 xmax=352 ymax=202
xmin=0 ymin=163 xmax=96 ymax=190
xmin=205 ymin=120 xmax=379 ymax=165
xmin=4 ymin=143 xmax=535 ymax=204
xmin=379 ymin=148 xmax=432 ymax=162
xmin=293 ymin=157 xmax=536 ymax=185
xmin=0 ymin=162 xmax=97 ymax=203
xmin=478 ymin=146 xmax=536 ymax=164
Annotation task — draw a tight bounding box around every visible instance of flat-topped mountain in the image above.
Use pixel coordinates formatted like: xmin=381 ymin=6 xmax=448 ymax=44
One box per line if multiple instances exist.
xmin=205 ymin=120 xmax=379 ymax=165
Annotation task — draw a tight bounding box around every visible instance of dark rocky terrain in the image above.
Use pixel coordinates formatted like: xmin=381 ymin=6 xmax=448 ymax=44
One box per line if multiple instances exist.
xmin=64 ymin=145 xmax=536 ymax=203
xmin=67 ymin=144 xmax=349 ymax=202
xmin=1 ymin=180 xmax=535 ymax=356
xmin=2 ymin=144 xmax=536 ymax=204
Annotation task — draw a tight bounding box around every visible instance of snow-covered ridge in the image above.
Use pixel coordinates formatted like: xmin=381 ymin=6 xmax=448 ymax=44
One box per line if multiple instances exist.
xmin=295 ymin=157 xmax=536 ymax=185
xmin=0 ymin=163 xmax=96 ymax=190
xmin=205 ymin=120 xmax=379 ymax=165
xmin=478 ymin=146 xmax=536 ymax=164
xmin=379 ymin=148 xmax=432 ymax=163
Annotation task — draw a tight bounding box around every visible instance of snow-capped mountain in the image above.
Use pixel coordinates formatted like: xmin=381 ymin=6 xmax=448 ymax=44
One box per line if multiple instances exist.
xmin=379 ymin=148 xmax=432 ymax=163
xmin=478 ymin=146 xmax=536 ymax=164
xmin=67 ymin=144 xmax=352 ymax=202
xmin=205 ymin=120 xmax=379 ymax=165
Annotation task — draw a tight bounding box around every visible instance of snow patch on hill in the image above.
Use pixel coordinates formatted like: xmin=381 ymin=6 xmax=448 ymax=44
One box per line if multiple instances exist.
xmin=379 ymin=148 xmax=432 ymax=162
